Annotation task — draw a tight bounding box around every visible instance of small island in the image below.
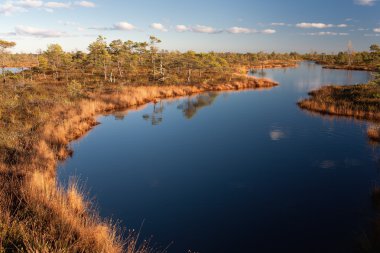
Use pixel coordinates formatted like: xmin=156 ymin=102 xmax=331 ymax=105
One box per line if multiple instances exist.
xmin=298 ymin=45 xmax=380 ymax=141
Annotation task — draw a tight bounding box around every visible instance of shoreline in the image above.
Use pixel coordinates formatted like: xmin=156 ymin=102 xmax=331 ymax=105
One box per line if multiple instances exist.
xmin=55 ymin=78 xmax=278 ymax=160
xmin=56 ymin=77 xmax=279 ymax=161
xmin=322 ymin=65 xmax=376 ymax=71
xmin=0 ymin=76 xmax=278 ymax=252
xmin=297 ymin=84 xmax=380 ymax=141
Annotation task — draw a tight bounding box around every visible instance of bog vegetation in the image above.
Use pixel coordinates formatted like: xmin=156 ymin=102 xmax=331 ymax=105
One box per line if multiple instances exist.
xmin=1 ymin=35 xmax=299 ymax=86
xmin=298 ymin=45 xmax=380 ymax=144
xmin=2 ymin=34 xmax=380 ymax=252
xmin=305 ymin=43 xmax=380 ymax=71
xmin=1 ymin=34 xmax=380 ymax=252
xmin=0 ymin=35 xmax=290 ymax=252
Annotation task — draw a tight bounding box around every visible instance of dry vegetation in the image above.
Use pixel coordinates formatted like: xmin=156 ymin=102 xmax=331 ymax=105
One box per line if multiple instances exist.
xmin=305 ymin=44 xmax=380 ymax=71
xmin=0 ymin=70 xmax=277 ymax=252
xmin=0 ymin=35 xmax=291 ymax=252
xmin=298 ymin=45 xmax=380 ymax=142
xmin=298 ymin=84 xmax=380 ymax=121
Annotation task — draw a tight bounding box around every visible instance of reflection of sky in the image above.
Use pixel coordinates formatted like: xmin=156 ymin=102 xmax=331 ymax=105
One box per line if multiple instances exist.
xmin=253 ymin=61 xmax=372 ymax=94
xmin=59 ymin=61 xmax=377 ymax=253
xmin=319 ymin=160 xmax=336 ymax=169
xmin=270 ymin=129 xmax=286 ymax=141
xmin=0 ymin=67 xmax=24 ymax=74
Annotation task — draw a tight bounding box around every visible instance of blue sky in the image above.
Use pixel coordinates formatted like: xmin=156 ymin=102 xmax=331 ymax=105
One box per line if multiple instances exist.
xmin=0 ymin=0 xmax=380 ymax=53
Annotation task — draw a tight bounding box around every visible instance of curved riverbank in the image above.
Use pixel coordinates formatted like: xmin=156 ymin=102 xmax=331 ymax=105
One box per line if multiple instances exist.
xmin=297 ymin=83 xmax=380 ymax=141
xmin=0 ymin=77 xmax=277 ymax=252
xmin=322 ymin=65 xmax=376 ymax=71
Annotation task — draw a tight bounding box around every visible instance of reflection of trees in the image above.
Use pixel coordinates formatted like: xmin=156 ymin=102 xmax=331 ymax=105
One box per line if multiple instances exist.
xmin=249 ymin=69 xmax=267 ymax=78
xmin=142 ymin=102 xmax=165 ymax=126
xmin=141 ymin=92 xmax=219 ymax=125
xmin=177 ymin=92 xmax=219 ymax=119
xmin=113 ymin=112 xmax=125 ymax=120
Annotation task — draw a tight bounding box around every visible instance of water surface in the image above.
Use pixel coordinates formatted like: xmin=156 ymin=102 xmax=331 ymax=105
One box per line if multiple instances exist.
xmin=0 ymin=67 xmax=25 ymax=74
xmin=59 ymin=62 xmax=377 ymax=253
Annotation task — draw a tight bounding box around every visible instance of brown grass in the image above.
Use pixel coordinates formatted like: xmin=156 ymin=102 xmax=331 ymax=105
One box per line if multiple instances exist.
xmin=368 ymin=126 xmax=380 ymax=141
xmin=298 ymin=84 xmax=380 ymax=142
xmin=0 ymin=76 xmax=278 ymax=252
xmin=298 ymin=84 xmax=380 ymax=143
xmin=235 ymin=60 xmax=298 ymax=74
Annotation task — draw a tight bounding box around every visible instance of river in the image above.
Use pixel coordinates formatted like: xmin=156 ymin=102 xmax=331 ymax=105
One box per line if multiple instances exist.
xmin=59 ymin=62 xmax=376 ymax=252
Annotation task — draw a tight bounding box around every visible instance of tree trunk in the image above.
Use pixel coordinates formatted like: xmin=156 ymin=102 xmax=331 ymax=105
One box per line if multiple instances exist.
xmin=117 ymin=61 xmax=123 ymax=78
xmin=103 ymin=61 xmax=107 ymax=81
xmin=2 ymin=67 xmax=5 ymax=84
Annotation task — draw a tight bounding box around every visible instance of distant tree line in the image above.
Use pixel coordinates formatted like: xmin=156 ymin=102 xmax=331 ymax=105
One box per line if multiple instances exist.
xmin=304 ymin=44 xmax=380 ymax=70
xmin=0 ymin=36 xmax=300 ymax=86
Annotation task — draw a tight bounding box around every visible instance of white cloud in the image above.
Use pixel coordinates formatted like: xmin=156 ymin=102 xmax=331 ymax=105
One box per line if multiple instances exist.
xmin=44 ymin=2 xmax=71 ymax=8
xmin=354 ymin=0 xmax=376 ymax=6
xmin=227 ymin=26 xmax=255 ymax=34
xmin=175 ymin=25 xmax=275 ymax=35
xmin=0 ymin=3 xmax=25 ymax=15
xmin=296 ymin=23 xmax=334 ymax=29
xmin=17 ymin=0 xmax=43 ymax=8
xmin=175 ymin=25 xmax=228 ymax=34
xmin=1 ymin=0 xmax=95 ymax=15
xmin=74 ymin=1 xmax=95 ymax=7
xmin=113 ymin=22 xmax=136 ymax=31
xmin=175 ymin=25 xmax=190 ymax=32
xmin=150 ymin=23 xmax=168 ymax=32
xmin=15 ymin=25 xmax=65 ymax=37
xmin=306 ymin=31 xmax=349 ymax=36
xmin=90 ymin=22 xmax=136 ymax=31
xmin=374 ymin=28 xmax=380 ymax=32
xmin=262 ymin=29 xmax=276 ymax=34
xmin=271 ymin=22 xmax=286 ymax=26
xmin=296 ymin=22 xmax=349 ymax=29
xmin=192 ymin=25 xmax=222 ymax=34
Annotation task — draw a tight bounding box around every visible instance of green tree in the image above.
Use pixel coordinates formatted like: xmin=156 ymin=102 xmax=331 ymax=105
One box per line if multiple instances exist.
xmin=88 ymin=36 xmax=111 ymax=81
xmin=0 ymin=40 xmax=16 ymax=83
xmin=149 ymin=36 xmax=161 ymax=81
xmin=370 ymin=44 xmax=380 ymax=66
xmin=44 ymin=44 xmax=64 ymax=80
xmin=36 ymin=51 xmax=49 ymax=79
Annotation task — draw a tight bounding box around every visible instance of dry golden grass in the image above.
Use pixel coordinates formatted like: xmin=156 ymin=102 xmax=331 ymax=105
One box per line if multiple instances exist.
xmin=298 ymin=85 xmax=380 ymax=120
xmin=0 ymin=75 xmax=278 ymax=252
xmin=298 ymin=84 xmax=380 ymax=142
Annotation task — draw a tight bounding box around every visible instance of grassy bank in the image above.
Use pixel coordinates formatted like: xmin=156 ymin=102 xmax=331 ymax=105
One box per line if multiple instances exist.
xmin=297 ymin=61 xmax=380 ymax=142
xmin=0 ymin=74 xmax=277 ymax=252
xmin=321 ymin=64 xmax=376 ymax=71
xmin=304 ymin=44 xmax=380 ymax=72
xmin=298 ymin=84 xmax=380 ymax=121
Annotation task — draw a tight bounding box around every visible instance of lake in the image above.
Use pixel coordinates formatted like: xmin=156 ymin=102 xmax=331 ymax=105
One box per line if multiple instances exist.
xmin=59 ymin=62 xmax=377 ymax=253
xmin=0 ymin=67 xmax=26 ymax=74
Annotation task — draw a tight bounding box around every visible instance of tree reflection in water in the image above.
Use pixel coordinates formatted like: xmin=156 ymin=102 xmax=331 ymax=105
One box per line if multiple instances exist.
xmin=142 ymin=102 xmax=165 ymax=126
xmin=141 ymin=92 xmax=219 ymax=125
xmin=177 ymin=92 xmax=219 ymax=119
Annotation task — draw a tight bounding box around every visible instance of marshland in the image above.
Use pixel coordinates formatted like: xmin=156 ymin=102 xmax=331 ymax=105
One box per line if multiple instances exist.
xmin=2 ymin=0 xmax=380 ymax=252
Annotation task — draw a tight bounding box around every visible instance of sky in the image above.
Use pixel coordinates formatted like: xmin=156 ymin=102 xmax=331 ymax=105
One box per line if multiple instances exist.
xmin=0 ymin=0 xmax=380 ymax=53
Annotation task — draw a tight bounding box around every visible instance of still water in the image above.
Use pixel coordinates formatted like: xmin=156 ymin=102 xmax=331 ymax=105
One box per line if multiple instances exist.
xmin=59 ymin=62 xmax=376 ymax=253
xmin=0 ymin=67 xmax=24 ymax=74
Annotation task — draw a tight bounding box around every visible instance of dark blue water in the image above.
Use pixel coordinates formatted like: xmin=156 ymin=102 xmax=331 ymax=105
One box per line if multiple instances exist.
xmin=59 ymin=62 xmax=378 ymax=253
